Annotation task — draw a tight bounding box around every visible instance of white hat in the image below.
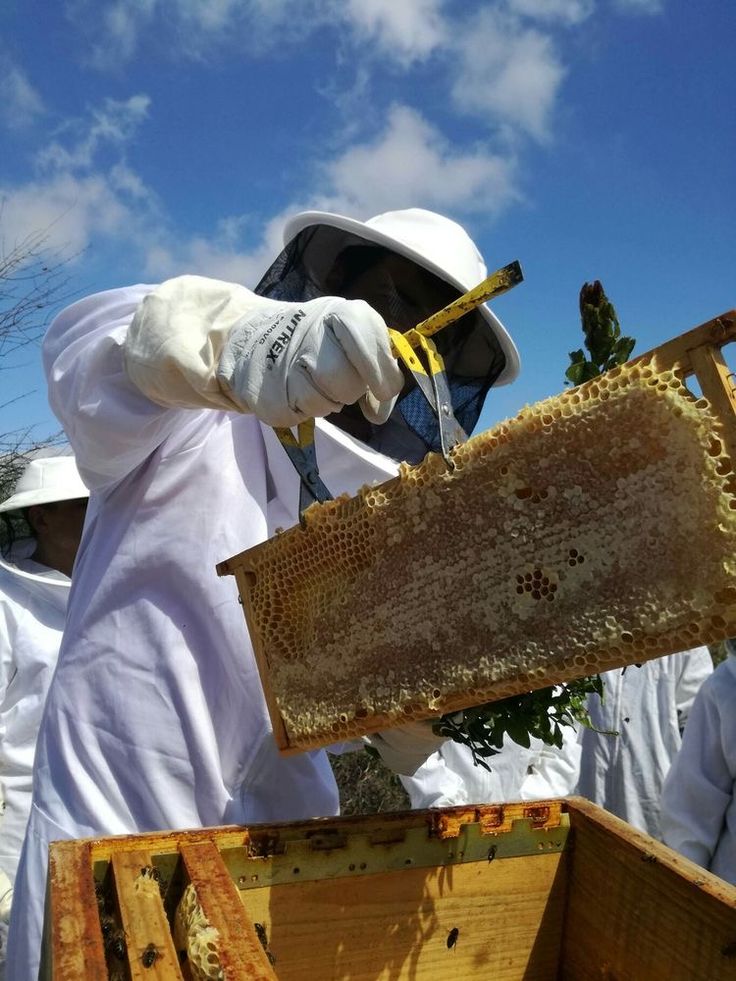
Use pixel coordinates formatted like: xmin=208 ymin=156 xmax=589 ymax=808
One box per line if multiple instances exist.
xmin=0 ymin=456 xmax=89 ymax=513
xmin=282 ymin=208 xmax=521 ymax=386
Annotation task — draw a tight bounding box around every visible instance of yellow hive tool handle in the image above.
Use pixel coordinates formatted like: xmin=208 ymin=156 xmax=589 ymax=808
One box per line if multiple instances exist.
xmin=388 ymin=258 xmax=523 ymax=377
xmin=393 ymin=258 xmax=523 ymax=354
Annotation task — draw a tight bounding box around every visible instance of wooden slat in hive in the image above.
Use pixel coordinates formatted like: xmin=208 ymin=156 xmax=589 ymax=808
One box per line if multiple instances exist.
xmin=217 ymin=311 xmax=736 ymax=753
xmin=177 ymin=841 xmax=277 ymax=980
xmin=110 ymin=849 xmax=184 ymax=980
xmin=43 ymin=840 xmax=108 ymax=981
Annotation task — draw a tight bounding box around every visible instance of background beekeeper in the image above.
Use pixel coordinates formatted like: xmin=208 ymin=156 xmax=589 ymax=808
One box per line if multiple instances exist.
xmin=574 ymin=648 xmax=713 ymax=838
xmin=6 ymin=208 xmax=520 ymax=978
xmin=660 ymin=642 xmax=736 ymax=885
xmin=0 ymin=455 xmax=88 ymax=975
xmin=400 ymin=700 xmax=581 ymax=809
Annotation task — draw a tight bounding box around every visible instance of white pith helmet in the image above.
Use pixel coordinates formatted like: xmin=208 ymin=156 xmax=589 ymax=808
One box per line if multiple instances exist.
xmin=281 ymin=208 xmax=521 ymax=386
xmin=0 ymin=455 xmax=89 ymax=513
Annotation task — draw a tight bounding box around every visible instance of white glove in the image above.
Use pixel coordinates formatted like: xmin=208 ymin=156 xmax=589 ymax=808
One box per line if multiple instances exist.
xmin=0 ymin=868 xmax=12 ymax=925
xmin=364 ymin=721 xmax=447 ymax=777
xmin=217 ymin=296 xmax=404 ymax=427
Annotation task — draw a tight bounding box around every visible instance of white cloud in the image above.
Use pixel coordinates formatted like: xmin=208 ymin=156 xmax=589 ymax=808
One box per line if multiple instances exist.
xmin=145 ymin=237 xmax=266 ymax=285
xmin=505 ymin=0 xmax=594 ymax=24
xmin=450 ymin=10 xmax=566 ymax=140
xmin=37 ymin=95 xmax=150 ymax=172
xmin=142 ymin=106 xmax=521 ymax=284
xmin=0 ymin=95 xmax=156 ymax=263
xmin=0 ymin=58 xmax=45 ymax=129
xmin=108 ymin=162 xmax=156 ymax=203
xmin=68 ymin=0 xmax=448 ymax=67
xmin=341 ymin=0 xmax=447 ymax=63
xmin=0 ymin=173 xmax=141 ymax=256
xmin=313 ymin=104 xmax=520 ymax=218
xmin=63 ymin=1 xmax=570 ymax=147
xmin=143 ymin=211 xmax=286 ymax=285
xmin=613 ymin=0 xmax=664 ymax=12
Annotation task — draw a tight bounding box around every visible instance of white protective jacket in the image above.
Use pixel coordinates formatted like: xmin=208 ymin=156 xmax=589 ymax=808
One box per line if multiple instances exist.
xmin=575 ymin=648 xmax=713 ymax=838
xmin=400 ymin=723 xmax=581 ymax=809
xmin=0 ymin=551 xmax=69 ymax=877
xmin=0 ymin=548 xmax=69 ymax=967
xmin=6 ymin=283 xmax=400 ymax=979
xmin=661 ymin=652 xmax=736 ymax=886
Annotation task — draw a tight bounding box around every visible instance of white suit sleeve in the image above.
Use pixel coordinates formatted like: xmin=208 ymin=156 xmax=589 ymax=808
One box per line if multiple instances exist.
xmin=42 ymin=277 xmax=279 ymax=491
xmin=524 ymin=724 xmax=582 ymax=799
xmin=660 ymin=674 xmax=732 ymax=870
xmin=399 ymin=744 xmax=468 ymax=809
xmin=673 ymin=646 xmax=713 ymax=730
xmin=43 ymin=284 xmax=185 ymax=490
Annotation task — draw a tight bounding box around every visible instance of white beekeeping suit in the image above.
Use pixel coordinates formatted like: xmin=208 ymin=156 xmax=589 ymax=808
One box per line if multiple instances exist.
xmin=7 ymin=208 xmax=520 ymax=979
xmin=400 ymin=721 xmax=581 ymax=808
xmin=661 ymin=647 xmax=736 ymax=886
xmin=0 ymin=456 xmax=88 ymax=974
xmin=575 ymin=648 xmax=713 ymax=838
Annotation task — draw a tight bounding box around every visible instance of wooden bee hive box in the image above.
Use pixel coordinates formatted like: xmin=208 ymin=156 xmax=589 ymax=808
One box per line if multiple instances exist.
xmin=217 ymin=310 xmax=736 ymax=753
xmin=45 ymin=797 xmax=736 ymax=980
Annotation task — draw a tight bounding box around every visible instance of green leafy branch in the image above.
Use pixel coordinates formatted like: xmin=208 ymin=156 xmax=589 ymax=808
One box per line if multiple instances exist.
xmin=565 ymin=280 xmax=635 ymax=386
xmin=434 ymin=675 xmax=604 ymax=769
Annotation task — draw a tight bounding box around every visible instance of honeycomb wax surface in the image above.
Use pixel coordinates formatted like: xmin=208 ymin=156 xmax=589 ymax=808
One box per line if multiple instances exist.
xmin=234 ymin=358 xmax=736 ymax=751
xmin=175 ymin=883 xmax=224 ymax=981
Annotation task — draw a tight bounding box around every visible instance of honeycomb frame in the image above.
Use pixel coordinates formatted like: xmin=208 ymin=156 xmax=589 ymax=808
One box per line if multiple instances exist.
xmin=218 ymin=310 xmax=736 ymax=754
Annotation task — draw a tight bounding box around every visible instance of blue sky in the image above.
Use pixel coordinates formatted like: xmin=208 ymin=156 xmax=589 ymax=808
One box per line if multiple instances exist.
xmin=1 ymin=0 xmax=734 ymax=443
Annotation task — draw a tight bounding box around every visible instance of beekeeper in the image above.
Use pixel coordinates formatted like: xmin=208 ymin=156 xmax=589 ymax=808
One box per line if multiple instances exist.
xmin=660 ymin=643 xmax=736 ymax=885
xmin=0 ymin=455 xmax=88 ymax=972
xmin=6 ymin=208 xmax=520 ymax=976
xmin=400 ymin=719 xmax=581 ymax=809
xmin=575 ymin=648 xmax=713 ymax=838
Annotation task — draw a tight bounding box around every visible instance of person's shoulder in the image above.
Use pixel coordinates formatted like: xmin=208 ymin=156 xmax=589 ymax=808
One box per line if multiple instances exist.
xmin=660 ymin=645 xmax=712 ymax=675
xmin=697 ymin=655 xmax=736 ymax=705
xmin=713 ymin=655 xmax=736 ymax=685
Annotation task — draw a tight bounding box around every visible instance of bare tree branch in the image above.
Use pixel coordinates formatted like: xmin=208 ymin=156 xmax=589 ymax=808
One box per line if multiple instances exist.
xmin=0 ymin=207 xmax=78 ymax=517
xmin=0 ymin=202 xmax=81 ymax=360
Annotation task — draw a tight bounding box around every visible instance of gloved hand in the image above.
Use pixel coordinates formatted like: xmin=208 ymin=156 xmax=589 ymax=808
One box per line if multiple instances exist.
xmin=217 ymin=296 xmax=404 ymax=428
xmin=0 ymin=867 xmax=12 ymax=925
xmin=364 ymin=720 xmax=447 ymax=777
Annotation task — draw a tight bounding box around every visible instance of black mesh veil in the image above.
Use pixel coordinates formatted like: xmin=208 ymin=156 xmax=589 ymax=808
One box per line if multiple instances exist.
xmin=254 ymin=224 xmax=507 ymax=462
